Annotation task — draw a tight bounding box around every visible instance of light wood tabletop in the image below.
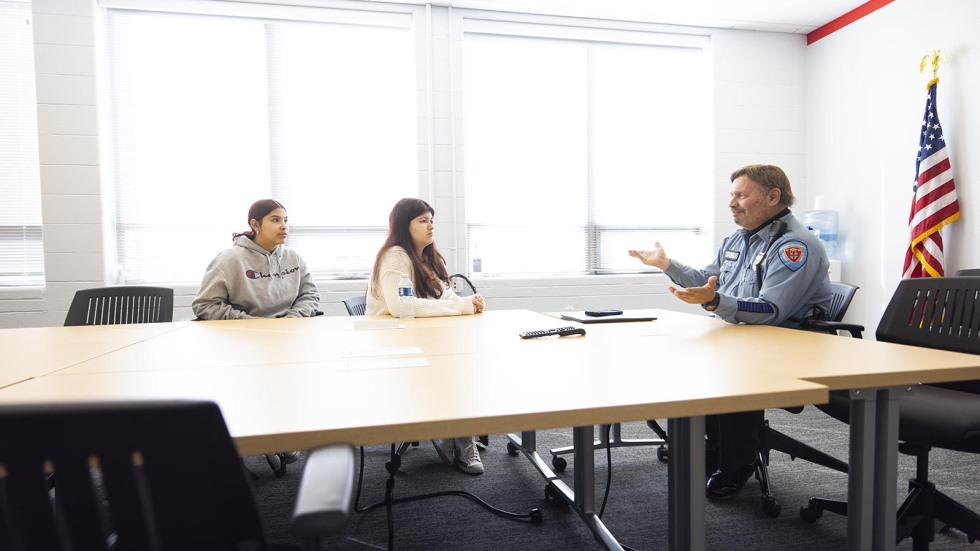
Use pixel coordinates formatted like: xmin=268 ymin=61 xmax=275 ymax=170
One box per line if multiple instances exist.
xmin=0 ymin=310 xmax=826 ymax=455
xmin=0 ymin=321 xmax=191 ymax=388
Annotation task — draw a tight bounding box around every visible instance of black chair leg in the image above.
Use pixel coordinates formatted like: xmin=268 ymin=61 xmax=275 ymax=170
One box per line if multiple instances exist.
xmin=930 ymin=489 xmax=980 ymax=544
xmin=754 ymin=447 xmax=781 ymax=517
xmin=763 ymin=425 xmax=848 ymax=474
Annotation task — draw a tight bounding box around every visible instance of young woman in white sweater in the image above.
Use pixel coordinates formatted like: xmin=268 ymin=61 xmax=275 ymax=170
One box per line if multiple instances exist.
xmin=367 ymin=198 xmax=486 ymax=474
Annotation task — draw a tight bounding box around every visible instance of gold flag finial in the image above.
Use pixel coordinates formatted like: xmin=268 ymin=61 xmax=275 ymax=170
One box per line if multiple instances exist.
xmin=919 ymin=49 xmax=946 ymax=80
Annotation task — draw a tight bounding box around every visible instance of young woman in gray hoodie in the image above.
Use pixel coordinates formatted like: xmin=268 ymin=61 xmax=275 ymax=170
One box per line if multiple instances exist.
xmin=191 ymin=198 xmax=320 ymax=474
xmin=192 ymin=199 xmax=319 ymax=320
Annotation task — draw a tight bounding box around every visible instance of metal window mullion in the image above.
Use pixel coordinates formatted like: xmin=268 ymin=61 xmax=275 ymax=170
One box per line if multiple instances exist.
xmin=584 ymin=47 xmax=597 ymax=274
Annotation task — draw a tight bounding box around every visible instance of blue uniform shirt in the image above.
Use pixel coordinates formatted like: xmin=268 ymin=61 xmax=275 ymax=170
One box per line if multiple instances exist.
xmin=664 ymin=211 xmax=832 ymax=328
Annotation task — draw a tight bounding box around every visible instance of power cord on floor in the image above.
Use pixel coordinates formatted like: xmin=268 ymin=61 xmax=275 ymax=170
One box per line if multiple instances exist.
xmin=353 ymin=444 xmax=543 ymax=551
xmin=599 ymin=424 xmax=613 ymax=518
xmin=596 ymin=425 xmax=642 ymax=551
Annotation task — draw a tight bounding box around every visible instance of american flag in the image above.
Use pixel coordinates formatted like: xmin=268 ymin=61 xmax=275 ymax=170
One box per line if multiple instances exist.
xmin=902 ymin=78 xmax=960 ymax=278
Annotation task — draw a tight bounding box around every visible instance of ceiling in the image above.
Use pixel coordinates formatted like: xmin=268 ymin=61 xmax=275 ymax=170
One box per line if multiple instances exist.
xmin=380 ymin=0 xmax=872 ymax=34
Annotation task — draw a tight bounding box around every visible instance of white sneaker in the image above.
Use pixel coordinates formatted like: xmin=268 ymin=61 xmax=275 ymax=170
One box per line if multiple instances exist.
xmin=432 ymin=439 xmax=455 ymax=466
xmin=455 ymin=438 xmax=484 ymax=475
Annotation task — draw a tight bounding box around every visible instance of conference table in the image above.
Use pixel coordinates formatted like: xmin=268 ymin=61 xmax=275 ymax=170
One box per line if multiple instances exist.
xmin=2 ymin=309 xmax=979 ymax=551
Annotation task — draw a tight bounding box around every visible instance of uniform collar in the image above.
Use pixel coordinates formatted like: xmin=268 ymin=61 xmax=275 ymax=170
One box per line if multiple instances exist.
xmin=742 ymin=208 xmax=791 ymax=239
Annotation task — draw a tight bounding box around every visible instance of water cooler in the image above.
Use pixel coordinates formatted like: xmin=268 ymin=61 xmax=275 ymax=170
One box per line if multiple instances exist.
xmin=803 ymin=198 xmax=838 ymax=259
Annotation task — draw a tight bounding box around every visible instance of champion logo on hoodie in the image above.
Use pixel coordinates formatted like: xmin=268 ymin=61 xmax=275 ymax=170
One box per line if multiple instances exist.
xmin=245 ymin=266 xmax=300 ymax=280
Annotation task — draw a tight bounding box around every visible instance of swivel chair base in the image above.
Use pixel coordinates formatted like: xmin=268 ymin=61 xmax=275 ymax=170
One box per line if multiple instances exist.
xmin=548 ymin=422 xmax=667 ymax=472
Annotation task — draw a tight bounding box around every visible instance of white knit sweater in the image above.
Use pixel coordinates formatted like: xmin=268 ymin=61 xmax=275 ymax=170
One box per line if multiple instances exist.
xmin=366 ymin=246 xmax=476 ymax=317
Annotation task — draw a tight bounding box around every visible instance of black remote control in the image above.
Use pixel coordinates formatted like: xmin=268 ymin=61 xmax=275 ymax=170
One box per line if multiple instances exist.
xmin=519 ymin=326 xmax=586 ymax=339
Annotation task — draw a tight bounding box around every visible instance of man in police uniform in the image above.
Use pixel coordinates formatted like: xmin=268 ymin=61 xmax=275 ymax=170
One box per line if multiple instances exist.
xmin=629 ymin=164 xmax=832 ymax=499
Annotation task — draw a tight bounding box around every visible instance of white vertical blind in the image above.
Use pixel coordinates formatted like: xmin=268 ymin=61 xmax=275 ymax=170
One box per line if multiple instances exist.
xmin=104 ymin=5 xmax=418 ymax=284
xmin=0 ymin=1 xmax=44 ymax=286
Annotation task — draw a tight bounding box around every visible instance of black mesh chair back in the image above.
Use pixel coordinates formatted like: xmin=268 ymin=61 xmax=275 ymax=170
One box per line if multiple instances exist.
xmin=876 ymin=276 xmax=980 ymax=355
xmin=343 ymin=295 xmax=367 ymax=316
xmin=955 ymin=268 xmax=980 ymax=277
xmin=0 ymin=400 xmax=266 ymax=550
xmin=801 ymin=282 xmax=863 ymax=338
xmin=826 ymin=282 xmax=858 ymax=322
xmin=65 ymin=286 xmax=174 ymax=326
xmin=449 ymin=274 xmax=477 ymax=297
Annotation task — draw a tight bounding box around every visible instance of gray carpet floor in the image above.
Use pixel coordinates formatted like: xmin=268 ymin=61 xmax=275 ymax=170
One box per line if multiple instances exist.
xmin=247 ymin=407 xmax=980 ymax=550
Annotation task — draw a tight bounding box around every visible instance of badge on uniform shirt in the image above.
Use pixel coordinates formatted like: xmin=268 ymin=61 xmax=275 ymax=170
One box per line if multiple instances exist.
xmin=778 ymin=241 xmax=808 ymax=271
xmin=724 ymin=250 xmax=740 ymax=261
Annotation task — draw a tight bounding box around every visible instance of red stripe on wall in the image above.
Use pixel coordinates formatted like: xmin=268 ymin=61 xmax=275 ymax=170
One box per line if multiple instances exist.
xmin=807 ymin=0 xmax=895 ymax=45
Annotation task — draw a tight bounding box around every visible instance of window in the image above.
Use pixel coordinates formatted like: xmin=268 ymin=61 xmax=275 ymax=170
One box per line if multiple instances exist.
xmin=103 ymin=4 xmax=418 ymax=284
xmin=0 ymin=1 xmax=44 ymax=286
xmin=462 ymin=22 xmax=711 ymax=276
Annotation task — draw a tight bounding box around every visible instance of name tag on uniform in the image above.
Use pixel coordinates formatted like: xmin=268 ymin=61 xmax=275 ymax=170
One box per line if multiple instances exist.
xmin=724 ymin=250 xmax=740 ymax=261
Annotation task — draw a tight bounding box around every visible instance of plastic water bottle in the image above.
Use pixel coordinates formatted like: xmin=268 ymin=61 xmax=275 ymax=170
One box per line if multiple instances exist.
xmin=803 ymin=209 xmax=839 ymax=259
xmin=397 ymin=273 xmax=415 ymax=320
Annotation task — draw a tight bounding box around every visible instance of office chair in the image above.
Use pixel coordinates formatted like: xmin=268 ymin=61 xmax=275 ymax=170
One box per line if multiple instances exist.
xmin=955 ymin=268 xmax=980 ymax=277
xmin=0 ymin=399 xmax=354 ymax=551
xmin=645 ymin=282 xmax=864 ymax=517
xmin=343 ymin=295 xmax=367 ymax=316
xmin=64 ymin=286 xmax=174 ymax=326
xmin=449 ymin=273 xmax=477 ymax=297
xmin=746 ymin=282 xmax=864 ymax=517
xmin=800 ymin=277 xmax=980 ymax=549
xmin=342 ymin=294 xmax=418 ymax=473
xmin=447 ymin=274 xmax=492 ymax=450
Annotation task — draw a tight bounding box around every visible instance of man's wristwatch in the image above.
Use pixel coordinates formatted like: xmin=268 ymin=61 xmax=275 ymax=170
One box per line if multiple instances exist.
xmin=702 ymin=292 xmax=721 ymax=312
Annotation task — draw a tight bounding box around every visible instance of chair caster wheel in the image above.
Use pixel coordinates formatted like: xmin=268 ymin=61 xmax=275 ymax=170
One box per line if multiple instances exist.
xmin=800 ymin=504 xmax=822 ymax=523
xmin=529 ymin=507 xmax=544 ymax=524
xmin=761 ymin=497 xmax=781 ymax=518
xmin=551 ymin=456 xmax=567 ymax=472
xmin=657 ymin=446 xmax=668 ymax=463
xmin=479 ymin=435 xmax=489 ymax=448
xmin=507 ymin=442 xmax=520 ymax=456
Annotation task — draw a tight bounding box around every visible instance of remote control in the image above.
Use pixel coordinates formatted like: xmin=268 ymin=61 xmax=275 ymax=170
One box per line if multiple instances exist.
xmin=519 ymin=326 xmax=586 ymax=339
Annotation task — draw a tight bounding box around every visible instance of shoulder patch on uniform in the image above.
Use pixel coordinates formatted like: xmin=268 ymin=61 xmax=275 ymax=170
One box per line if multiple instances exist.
xmin=778 ymin=241 xmax=808 ymax=271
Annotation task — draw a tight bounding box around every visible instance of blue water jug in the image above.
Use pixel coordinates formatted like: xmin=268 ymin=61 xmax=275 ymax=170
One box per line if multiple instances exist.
xmin=803 ymin=210 xmax=838 ymax=259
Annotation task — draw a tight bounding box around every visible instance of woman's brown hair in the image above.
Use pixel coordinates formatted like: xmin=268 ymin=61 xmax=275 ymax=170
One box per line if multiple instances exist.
xmin=371 ymin=198 xmax=449 ymax=299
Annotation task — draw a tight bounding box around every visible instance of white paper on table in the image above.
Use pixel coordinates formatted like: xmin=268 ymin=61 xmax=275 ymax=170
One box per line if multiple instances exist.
xmin=342 ymin=347 xmax=423 ymax=359
xmin=338 ymin=356 xmax=429 ymax=371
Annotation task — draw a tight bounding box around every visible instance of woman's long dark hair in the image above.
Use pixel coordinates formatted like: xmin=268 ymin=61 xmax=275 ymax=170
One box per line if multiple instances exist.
xmin=232 ymin=199 xmax=285 ymax=241
xmin=371 ymin=198 xmax=449 ymax=299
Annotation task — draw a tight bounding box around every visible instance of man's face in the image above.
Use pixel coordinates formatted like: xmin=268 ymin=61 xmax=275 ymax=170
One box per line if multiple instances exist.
xmin=728 ymin=176 xmax=781 ymax=231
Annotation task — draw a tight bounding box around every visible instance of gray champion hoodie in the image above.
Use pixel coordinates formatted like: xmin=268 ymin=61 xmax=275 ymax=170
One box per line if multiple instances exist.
xmin=191 ymin=235 xmax=320 ymax=320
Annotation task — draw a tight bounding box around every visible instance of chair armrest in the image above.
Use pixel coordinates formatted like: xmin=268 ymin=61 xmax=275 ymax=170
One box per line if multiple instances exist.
xmin=804 ymin=320 xmax=865 ymax=339
xmin=291 ymin=444 xmax=355 ymax=540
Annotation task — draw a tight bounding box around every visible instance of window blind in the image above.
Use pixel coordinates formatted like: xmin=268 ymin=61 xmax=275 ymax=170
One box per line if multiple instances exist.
xmin=0 ymin=1 xmax=44 ymax=286
xmin=103 ymin=4 xmax=418 ymax=284
xmin=462 ymin=21 xmax=711 ymax=277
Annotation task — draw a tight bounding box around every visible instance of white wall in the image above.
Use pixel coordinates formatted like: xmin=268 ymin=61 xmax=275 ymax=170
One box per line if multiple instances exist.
xmin=806 ymin=0 xmax=979 ymax=333
xmin=0 ymin=0 xmax=808 ymax=328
